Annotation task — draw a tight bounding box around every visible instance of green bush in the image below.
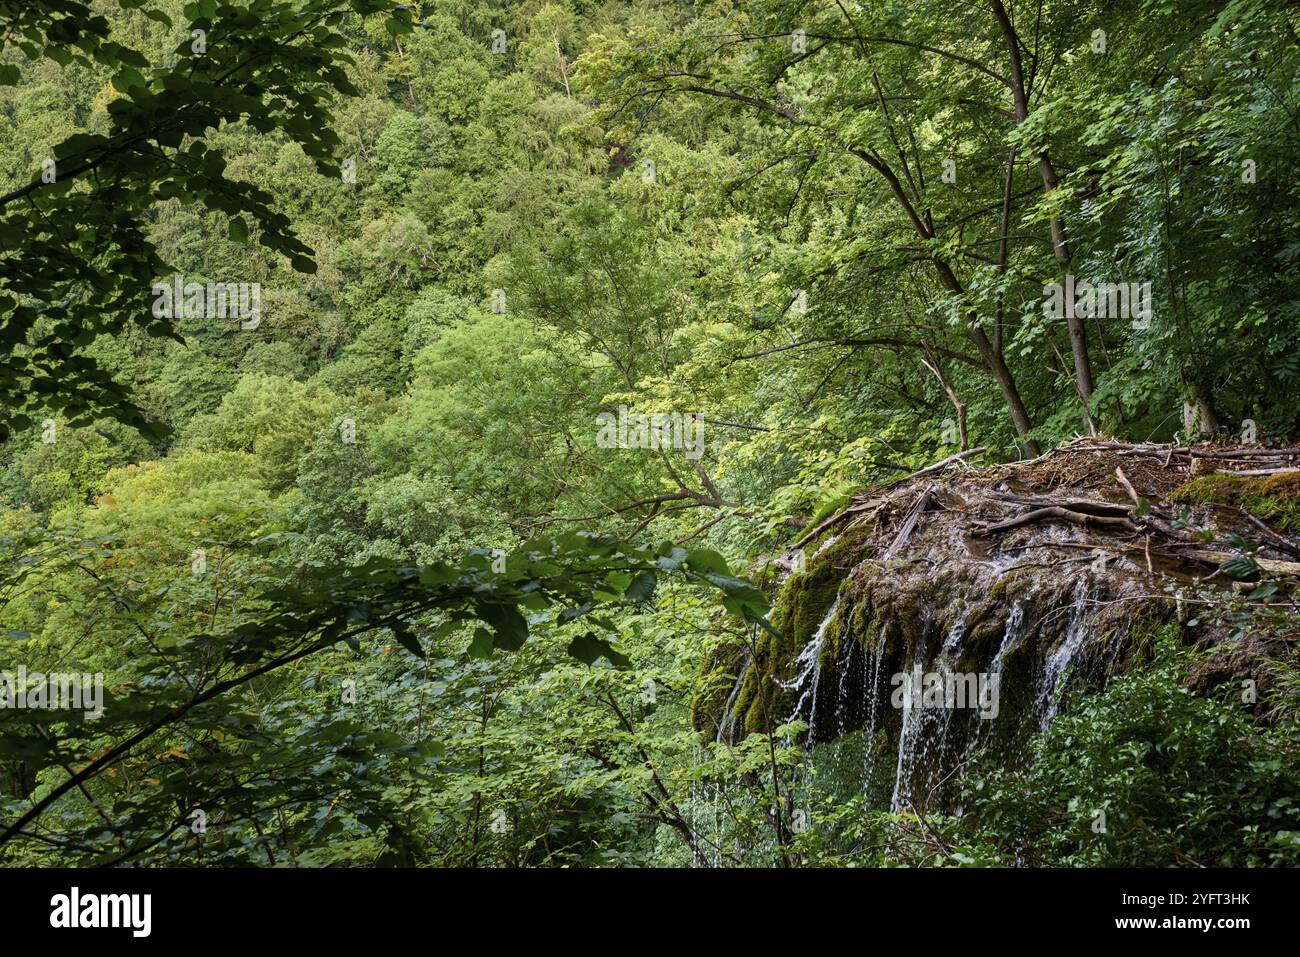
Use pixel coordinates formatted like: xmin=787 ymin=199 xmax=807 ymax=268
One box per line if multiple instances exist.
xmin=961 ymin=641 xmax=1300 ymax=867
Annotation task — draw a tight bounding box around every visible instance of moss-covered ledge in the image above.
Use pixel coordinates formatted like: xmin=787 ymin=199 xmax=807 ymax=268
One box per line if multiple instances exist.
xmin=691 ymin=523 xmax=875 ymax=738
xmin=1172 ymin=471 xmax=1300 ymax=532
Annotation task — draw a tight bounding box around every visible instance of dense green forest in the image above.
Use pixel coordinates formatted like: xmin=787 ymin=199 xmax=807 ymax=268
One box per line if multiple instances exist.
xmin=0 ymin=0 xmax=1298 ymax=868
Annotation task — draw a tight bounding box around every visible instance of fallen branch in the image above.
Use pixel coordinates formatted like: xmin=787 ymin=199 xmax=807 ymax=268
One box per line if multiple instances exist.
xmin=1235 ymin=508 xmax=1300 ymax=561
xmin=1206 ymin=467 xmax=1300 ymax=478
xmin=1188 ymin=447 xmax=1300 ymax=459
xmin=995 ymin=494 xmax=1133 ymax=517
xmin=1114 ymin=466 xmax=1140 ymax=506
xmin=792 ymin=448 xmax=985 ymax=549
xmin=908 ymin=446 xmax=987 ymax=479
xmin=793 ymin=495 xmax=885 ymax=550
xmin=1194 ymin=551 xmax=1300 ymax=577
xmin=883 ymin=490 xmax=933 ymax=559
xmin=975 ymin=506 xmax=1139 ymax=536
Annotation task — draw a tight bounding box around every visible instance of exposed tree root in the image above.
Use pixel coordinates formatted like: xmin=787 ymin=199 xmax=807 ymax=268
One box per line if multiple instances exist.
xmin=974 ymin=505 xmax=1139 ymax=536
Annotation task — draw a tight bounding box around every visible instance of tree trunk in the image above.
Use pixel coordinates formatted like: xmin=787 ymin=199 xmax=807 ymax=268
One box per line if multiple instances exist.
xmin=990 ymin=0 xmax=1096 ymax=434
xmin=970 ymin=325 xmax=1041 ymax=457
xmin=1181 ymin=375 xmax=1221 ymax=435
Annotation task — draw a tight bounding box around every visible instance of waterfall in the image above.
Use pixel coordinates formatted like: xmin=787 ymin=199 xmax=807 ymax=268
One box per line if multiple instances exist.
xmin=782 ymin=597 xmax=841 ymax=742
xmin=990 ymin=599 xmax=1026 ymax=676
xmin=889 ymin=610 xmax=969 ymax=813
xmin=888 ymin=646 xmax=926 ymax=812
xmin=860 ymin=630 xmax=889 ymax=790
xmin=716 ymin=651 xmax=752 ymax=745
xmin=1037 ymin=579 xmax=1093 ymax=727
xmin=747 ymin=545 xmax=1123 ymax=821
xmin=811 ymin=534 xmax=840 ymax=558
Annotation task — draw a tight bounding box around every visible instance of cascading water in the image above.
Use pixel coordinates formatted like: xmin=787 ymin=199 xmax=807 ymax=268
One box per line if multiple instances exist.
xmin=816 ymin=564 xmax=1114 ymax=814
xmin=1036 ymin=579 xmax=1095 ymax=727
xmin=702 ymin=458 xmax=1174 ymax=821
xmin=989 ymin=599 xmax=1026 ymax=676
xmin=782 ymin=597 xmax=840 ymax=743
xmin=715 ymin=651 xmax=752 ymax=745
xmin=889 ymin=610 xmax=969 ymax=812
xmin=811 ymin=534 xmax=840 ymax=558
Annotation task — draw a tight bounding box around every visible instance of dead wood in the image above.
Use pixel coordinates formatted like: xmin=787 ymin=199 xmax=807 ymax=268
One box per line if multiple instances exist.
xmin=1194 ymin=551 xmax=1300 ymax=577
xmin=975 ymin=506 xmax=1139 ymax=536
xmin=883 ymin=490 xmax=933 ymax=559
xmin=1207 ymin=467 xmax=1300 ymax=477
xmin=1235 ymin=509 xmax=1300 ymax=561
xmin=793 ymin=448 xmax=984 ymax=548
xmin=1114 ymin=466 xmax=1140 ymax=506
xmin=995 ymin=494 xmax=1133 ymax=517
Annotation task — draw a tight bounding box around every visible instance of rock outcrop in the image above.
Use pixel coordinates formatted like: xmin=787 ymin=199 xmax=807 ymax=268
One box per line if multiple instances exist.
xmin=693 ymin=440 xmax=1300 ymax=811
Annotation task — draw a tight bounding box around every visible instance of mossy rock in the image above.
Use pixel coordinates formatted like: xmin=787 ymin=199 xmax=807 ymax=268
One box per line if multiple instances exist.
xmin=770 ymin=523 xmax=874 ymax=650
xmin=770 ymin=567 xmax=841 ymax=656
xmin=698 ymin=524 xmax=876 ymax=739
xmin=743 ymin=675 xmax=783 ymax=734
xmin=690 ymin=642 xmax=747 ymax=736
xmin=1172 ymin=471 xmax=1300 ymax=532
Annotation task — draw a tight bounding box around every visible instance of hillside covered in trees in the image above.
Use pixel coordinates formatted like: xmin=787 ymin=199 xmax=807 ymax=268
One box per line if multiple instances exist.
xmin=0 ymin=0 xmax=1298 ymax=869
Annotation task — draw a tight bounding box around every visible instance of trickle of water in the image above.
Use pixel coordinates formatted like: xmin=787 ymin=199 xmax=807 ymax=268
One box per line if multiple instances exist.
xmin=716 ymin=651 xmax=752 ymax=745
xmin=835 ymin=627 xmax=857 ymax=740
xmin=989 ymin=599 xmax=1026 ymax=676
xmin=860 ymin=634 xmax=889 ymax=791
xmin=889 ymin=649 xmax=926 ymax=812
xmin=783 ymin=597 xmax=841 ymax=741
xmin=1037 ymin=579 xmax=1093 ymax=726
xmin=939 ymin=607 xmax=969 ymax=660
xmin=812 ymin=534 xmax=840 ymax=558
xmin=888 ymin=610 xmax=970 ymax=813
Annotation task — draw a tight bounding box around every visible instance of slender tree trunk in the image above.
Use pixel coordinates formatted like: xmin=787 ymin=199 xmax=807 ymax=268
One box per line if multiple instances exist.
xmin=930 ymin=256 xmax=1040 ymax=456
xmin=989 ymin=0 xmax=1096 ymax=434
xmin=970 ymin=325 xmax=1040 ymax=456
xmin=920 ymin=350 xmax=969 ymax=450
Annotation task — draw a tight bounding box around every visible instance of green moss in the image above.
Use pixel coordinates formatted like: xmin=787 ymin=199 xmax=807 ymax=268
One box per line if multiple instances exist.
xmin=777 ymin=523 xmax=874 ymax=625
xmin=743 ymin=675 xmax=781 ymax=733
xmin=690 ymin=643 xmax=745 ymax=735
xmin=1118 ymin=615 xmax=1182 ymax=669
xmin=771 ymin=568 xmax=840 ymax=652
xmin=1172 ymin=472 xmax=1300 ymax=532
xmin=694 ymin=523 xmax=876 ymax=739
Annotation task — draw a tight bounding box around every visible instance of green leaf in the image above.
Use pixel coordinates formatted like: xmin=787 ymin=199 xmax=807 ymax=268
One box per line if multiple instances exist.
xmin=390 ymin=622 xmax=424 ymax=659
xmin=478 ymin=603 xmax=528 ymax=651
xmin=656 ymin=547 xmax=688 ymax=571
xmin=1219 ymin=555 xmax=1259 ymax=580
xmin=467 ymin=628 xmax=494 ymax=659
xmin=567 ymin=632 xmax=630 ymax=669
xmin=685 ymin=548 xmax=731 ymax=576
xmin=109 ymin=66 xmax=145 ymax=93
xmin=625 ymin=570 xmax=657 ymax=601
xmin=1246 ymin=582 xmax=1278 ymax=601
xmin=558 ymin=602 xmax=593 ymax=624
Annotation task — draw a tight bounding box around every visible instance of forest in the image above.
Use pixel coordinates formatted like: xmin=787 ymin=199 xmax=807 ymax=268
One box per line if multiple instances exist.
xmin=0 ymin=0 xmax=1298 ymax=871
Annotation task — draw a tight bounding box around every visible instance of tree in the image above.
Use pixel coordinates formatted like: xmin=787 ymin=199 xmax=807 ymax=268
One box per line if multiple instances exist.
xmin=0 ymin=0 xmax=416 ymax=440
